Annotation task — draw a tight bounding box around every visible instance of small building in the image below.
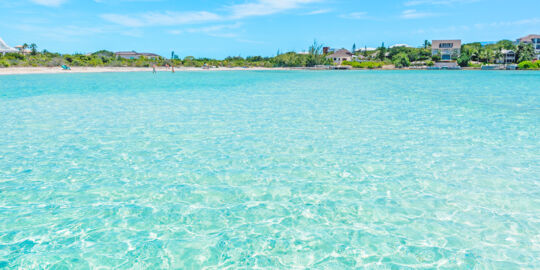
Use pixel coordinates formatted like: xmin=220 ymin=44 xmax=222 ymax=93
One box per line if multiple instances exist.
xmin=0 ymin=37 xmax=18 ymax=55
xmin=14 ymin=45 xmax=31 ymax=55
xmin=323 ymin=47 xmax=332 ymax=55
xmin=326 ymin=49 xmax=353 ymax=65
xmin=497 ymin=49 xmax=516 ymax=64
xmin=115 ymin=51 xmax=161 ymax=60
xmin=432 ymin=40 xmax=461 ymax=61
xmin=516 ymin=34 xmax=540 ymax=60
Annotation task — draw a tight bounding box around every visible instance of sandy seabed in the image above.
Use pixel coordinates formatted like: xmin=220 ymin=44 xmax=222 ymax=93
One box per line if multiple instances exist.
xmin=0 ymin=66 xmax=296 ymax=75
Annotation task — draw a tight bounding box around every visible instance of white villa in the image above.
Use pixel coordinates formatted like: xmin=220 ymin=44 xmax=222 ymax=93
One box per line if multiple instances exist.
xmin=432 ymin=40 xmax=461 ymax=61
xmin=517 ymin=34 xmax=540 ymax=60
xmin=0 ymin=37 xmax=18 ymax=55
xmin=326 ymin=49 xmax=353 ymax=65
xmin=496 ymin=49 xmax=516 ymax=64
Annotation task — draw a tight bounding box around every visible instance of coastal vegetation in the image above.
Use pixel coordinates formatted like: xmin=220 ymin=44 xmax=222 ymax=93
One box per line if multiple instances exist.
xmin=0 ymin=39 xmax=538 ymax=70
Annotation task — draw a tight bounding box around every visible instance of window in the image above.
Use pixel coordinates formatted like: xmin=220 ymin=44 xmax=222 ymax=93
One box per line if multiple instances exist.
xmin=439 ymin=43 xmax=453 ymax=48
xmin=442 ymin=54 xmax=451 ymax=60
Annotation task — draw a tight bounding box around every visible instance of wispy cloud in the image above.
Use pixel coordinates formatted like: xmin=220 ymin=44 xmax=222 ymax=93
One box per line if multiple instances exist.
xmin=30 ymin=0 xmax=67 ymax=7
xmin=229 ymin=0 xmax=322 ymax=18
xmin=400 ymin=9 xmax=438 ymax=19
xmin=474 ymin=18 xmax=540 ymax=28
xmin=101 ymin=11 xmax=222 ymax=27
xmin=168 ymin=22 xmax=243 ymax=39
xmin=101 ymin=0 xmax=322 ymax=27
xmin=339 ymin=12 xmax=368 ymax=19
xmin=186 ymin=22 xmax=242 ymax=34
xmin=412 ymin=17 xmax=539 ymax=35
xmin=305 ymin=9 xmax=331 ymax=15
xmin=405 ymin=0 xmax=480 ymax=6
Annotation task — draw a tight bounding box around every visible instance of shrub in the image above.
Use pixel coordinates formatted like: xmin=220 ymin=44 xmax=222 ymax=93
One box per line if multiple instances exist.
xmin=342 ymin=61 xmax=383 ymax=69
xmin=518 ymin=61 xmax=534 ymax=69
xmin=426 ymin=60 xmax=434 ymax=67
xmin=392 ymin=53 xmax=410 ymax=68
xmin=0 ymin=59 xmax=9 ymax=68
xmin=457 ymin=54 xmax=470 ymax=67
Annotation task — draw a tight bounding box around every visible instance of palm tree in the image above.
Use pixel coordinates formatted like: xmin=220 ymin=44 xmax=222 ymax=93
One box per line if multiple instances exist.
xmin=494 ymin=49 xmax=503 ymax=64
xmin=516 ymin=43 xmax=535 ymax=62
xmin=29 ymin=43 xmax=38 ymax=55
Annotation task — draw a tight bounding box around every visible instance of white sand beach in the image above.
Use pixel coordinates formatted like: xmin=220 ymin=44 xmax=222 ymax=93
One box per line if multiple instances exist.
xmin=0 ymin=66 xmax=296 ymax=75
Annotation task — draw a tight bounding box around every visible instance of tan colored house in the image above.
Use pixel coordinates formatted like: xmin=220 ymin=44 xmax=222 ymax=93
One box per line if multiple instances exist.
xmin=516 ymin=34 xmax=540 ymax=59
xmin=432 ymin=40 xmax=461 ymax=61
xmin=14 ymin=45 xmax=31 ymax=55
xmin=326 ymin=49 xmax=353 ymax=65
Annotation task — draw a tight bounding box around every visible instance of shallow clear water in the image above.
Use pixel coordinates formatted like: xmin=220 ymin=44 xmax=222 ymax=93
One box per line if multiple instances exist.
xmin=0 ymin=70 xmax=539 ymax=269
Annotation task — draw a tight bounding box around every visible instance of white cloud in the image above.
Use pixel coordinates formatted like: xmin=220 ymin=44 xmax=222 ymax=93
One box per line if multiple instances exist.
xmin=101 ymin=0 xmax=323 ymax=27
xmin=229 ymin=0 xmax=322 ymax=18
xmin=186 ymin=22 xmax=242 ymax=33
xmin=30 ymin=0 xmax=67 ymax=7
xmin=405 ymin=0 xmax=480 ymax=6
xmin=101 ymin=11 xmax=222 ymax=27
xmin=305 ymin=9 xmax=331 ymax=15
xmin=400 ymin=9 xmax=437 ymax=19
xmin=339 ymin=12 xmax=368 ymax=19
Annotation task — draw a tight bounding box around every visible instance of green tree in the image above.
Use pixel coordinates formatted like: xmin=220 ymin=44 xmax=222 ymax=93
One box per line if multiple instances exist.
xmin=496 ymin=40 xmax=515 ymax=50
xmin=424 ymin=40 xmax=431 ymax=49
xmin=392 ymin=52 xmax=410 ymax=68
xmin=457 ymin=54 xmax=470 ymax=67
xmin=516 ymin=43 xmax=535 ymax=62
xmin=494 ymin=49 xmax=503 ymax=64
xmin=306 ymin=40 xmax=326 ymax=67
xmin=377 ymin=42 xmax=386 ymax=61
xmin=29 ymin=43 xmax=38 ymax=55
xmin=352 ymin=43 xmax=356 ymax=54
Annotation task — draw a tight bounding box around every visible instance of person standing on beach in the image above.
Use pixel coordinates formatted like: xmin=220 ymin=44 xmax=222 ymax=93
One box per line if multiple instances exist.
xmin=172 ymin=65 xmax=175 ymax=73
xmin=152 ymin=64 xmax=156 ymax=74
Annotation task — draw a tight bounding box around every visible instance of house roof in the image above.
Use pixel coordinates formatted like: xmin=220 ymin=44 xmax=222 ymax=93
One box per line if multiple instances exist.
xmin=140 ymin=53 xmax=160 ymax=57
xmin=501 ymin=49 xmax=515 ymax=54
xmin=115 ymin=51 xmax=160 ymax=57
xmin=517 ymin=34 xmax=540 ymax=43
xmin=327 ymin=49 xmax=353 ymax=58
xmin=115 ymin=51 xmax=139 ymax=55
xmin=0 ymin=37 xmax=18 ymax=53
xmin=432 ymin=40 xmax=462 ymax=49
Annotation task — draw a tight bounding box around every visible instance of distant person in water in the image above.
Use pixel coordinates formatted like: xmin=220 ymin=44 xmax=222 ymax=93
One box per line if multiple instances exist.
xmin=172 ymin=65 xmax=175 ymax=73
xmin=152 ymin=64 xmax=156 ymax=74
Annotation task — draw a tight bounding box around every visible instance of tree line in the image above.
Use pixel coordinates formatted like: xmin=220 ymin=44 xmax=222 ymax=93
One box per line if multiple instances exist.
xmin=1 ymin=40 xmax=538 ymax=69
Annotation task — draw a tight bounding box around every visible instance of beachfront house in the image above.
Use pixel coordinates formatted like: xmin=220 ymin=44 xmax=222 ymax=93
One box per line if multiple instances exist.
xmin=431 ymin=40 xmax=461 ymax=61
xmin=326 ymin=49 xmax=353 ymax=65
xmin=0 ymin=37 xmax=18 ymax=55
xmin=516 ymin=34 xmax=540 ymax=59
xmin=14 ymin=45 xmax=31 ymax=55
xmin=496 ymin=49 xmax=516 ymax=64
xmin=115 ymin=51 xmax=161 ymax=60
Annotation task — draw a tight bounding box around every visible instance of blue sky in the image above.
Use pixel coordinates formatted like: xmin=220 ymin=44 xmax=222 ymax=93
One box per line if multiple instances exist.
xmin=0 ymin=0 xmax=539 ymax=58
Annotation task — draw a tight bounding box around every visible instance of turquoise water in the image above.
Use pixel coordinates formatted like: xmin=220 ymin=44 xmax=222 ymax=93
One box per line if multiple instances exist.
xmin=0 ymin=70 xmax=539 ymax=269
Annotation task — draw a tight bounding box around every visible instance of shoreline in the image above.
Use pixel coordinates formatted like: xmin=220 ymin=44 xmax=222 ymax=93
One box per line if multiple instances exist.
xmin=0 ymin=66 xmax=299 ymax=75
xmin=0 ymin=66 xmax=536 ymax=75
